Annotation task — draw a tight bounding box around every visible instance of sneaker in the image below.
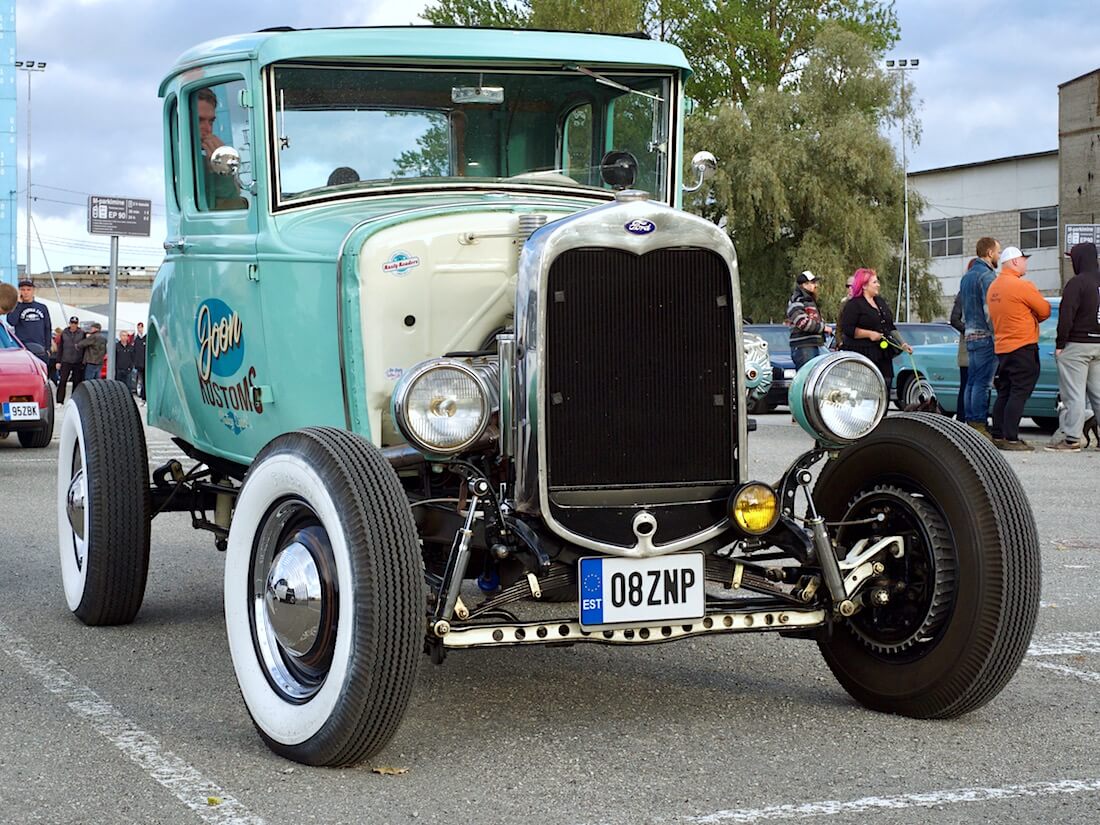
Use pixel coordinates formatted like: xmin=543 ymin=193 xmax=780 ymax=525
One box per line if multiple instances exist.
xmin=997 ymin=440 xmax=1034 ymax=452
xmin=967 ymin=421 xmax=993 ymax=441
xmin=1045 ymin=439 xmax=1082 ymax=452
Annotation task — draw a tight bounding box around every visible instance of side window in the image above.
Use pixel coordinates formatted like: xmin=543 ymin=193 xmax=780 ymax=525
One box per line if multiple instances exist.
xmin=167 ymin=97 xmax=180 ymax=209
xmin=190 ymin=80 xmax=252 ymax=212
xmin=562 ymin=103 xmax=594 ymax=185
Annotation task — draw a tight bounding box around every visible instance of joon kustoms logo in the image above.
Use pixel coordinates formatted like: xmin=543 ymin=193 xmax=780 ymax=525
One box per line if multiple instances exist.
xmin=195 ymin=298 xmax=244 ymax=380
xmin=625 ymin=219 xmax=656 ymax=235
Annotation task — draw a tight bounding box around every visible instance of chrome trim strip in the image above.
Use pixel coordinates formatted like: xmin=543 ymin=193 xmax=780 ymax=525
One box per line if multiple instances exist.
xmin=497 ymin=333 xmax=516 ymax=457
xmin=441 ymin=607 xmax=825 ymax=649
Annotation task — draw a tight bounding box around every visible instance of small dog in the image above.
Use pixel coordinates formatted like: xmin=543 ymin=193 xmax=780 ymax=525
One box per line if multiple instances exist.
xmin=1084 ymin=411 xmax=1099 ymax=448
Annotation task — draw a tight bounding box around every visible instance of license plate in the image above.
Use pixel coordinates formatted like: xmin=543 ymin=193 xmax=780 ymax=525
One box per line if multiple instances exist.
xmin=2 ymin=402 xmax=39 ymax=421
xmin=579 ymin=553 xmax=705 ymax=629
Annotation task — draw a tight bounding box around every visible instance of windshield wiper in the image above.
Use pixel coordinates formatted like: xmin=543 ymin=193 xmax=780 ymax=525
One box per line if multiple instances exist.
xmin=563 ymin=65 xmax=664 ymax=102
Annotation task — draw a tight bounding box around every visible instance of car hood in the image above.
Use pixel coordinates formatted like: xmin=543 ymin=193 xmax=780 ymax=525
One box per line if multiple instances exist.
xmin=268 ymin=191 xmax=609 ymax=258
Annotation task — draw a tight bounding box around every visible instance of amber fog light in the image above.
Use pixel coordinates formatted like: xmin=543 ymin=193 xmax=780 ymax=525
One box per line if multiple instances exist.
xmin=730 ymin=482 xmax=779 ymax=535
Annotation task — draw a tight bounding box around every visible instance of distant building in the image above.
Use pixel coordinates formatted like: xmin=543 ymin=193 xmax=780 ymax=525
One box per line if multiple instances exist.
xmin=1058 ymin=68 xmax=1100 ymax=284
xmin=909 ymin=151 xmax=1060 ymax=299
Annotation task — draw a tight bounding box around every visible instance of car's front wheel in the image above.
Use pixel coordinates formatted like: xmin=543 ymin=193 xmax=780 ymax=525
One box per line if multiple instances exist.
xmin=225 ymin=428 xmax=424 ymax=766
xmin=812 ymin=413 xmax=1040 ymax=718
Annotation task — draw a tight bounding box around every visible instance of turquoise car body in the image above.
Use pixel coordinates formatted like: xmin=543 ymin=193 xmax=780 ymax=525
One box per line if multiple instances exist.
xmin=903 ymin=298 xmax=1061 ymax=424
xmin=146 ymin=27 xmax=693 ymax=466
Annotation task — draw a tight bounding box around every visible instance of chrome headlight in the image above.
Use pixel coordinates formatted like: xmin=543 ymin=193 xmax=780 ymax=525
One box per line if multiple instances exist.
xmin=790 ymin=352 xmax=887 ymax=445
xmin=392 ymin=359 xmax=499 ymax=455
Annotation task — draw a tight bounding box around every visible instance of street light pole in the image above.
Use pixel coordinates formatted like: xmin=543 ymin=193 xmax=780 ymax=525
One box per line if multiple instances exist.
xmin=886 ymin=58 xmax=919 ymax=321
xmin=15 ymin=60 xmax=47 ymax=281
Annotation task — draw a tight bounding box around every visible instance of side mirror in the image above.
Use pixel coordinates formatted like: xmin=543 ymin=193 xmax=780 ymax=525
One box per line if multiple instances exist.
xmin=682 ymin=150 xmax=717 ymax=193
xmin=209 ymin=145 xmax=241 ymax=177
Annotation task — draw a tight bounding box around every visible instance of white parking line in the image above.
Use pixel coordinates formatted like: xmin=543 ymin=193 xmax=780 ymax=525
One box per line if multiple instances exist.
xmin=1030 ymin=661 xmax=1100 ymax=685
xmin=1027 ymin=630 xmax=1100 ymax=656
xmin=0 ymin=620 xmax=266 ymax=825
xmin=683 ymin=779 xmax=1100 ymax=824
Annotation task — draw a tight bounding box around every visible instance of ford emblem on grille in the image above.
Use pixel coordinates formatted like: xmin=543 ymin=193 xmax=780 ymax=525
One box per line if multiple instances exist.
xmin=624 ymin=219 xmax=656 ymax=235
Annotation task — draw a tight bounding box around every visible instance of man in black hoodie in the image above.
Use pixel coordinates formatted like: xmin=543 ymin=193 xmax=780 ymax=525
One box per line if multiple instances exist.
xmin=1047 ymin=242 xmax=1100 ymax=451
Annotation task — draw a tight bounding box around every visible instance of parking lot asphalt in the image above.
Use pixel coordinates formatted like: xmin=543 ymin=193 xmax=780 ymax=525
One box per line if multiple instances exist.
xmin=1 ymin=405 xmax=1098 ymax=825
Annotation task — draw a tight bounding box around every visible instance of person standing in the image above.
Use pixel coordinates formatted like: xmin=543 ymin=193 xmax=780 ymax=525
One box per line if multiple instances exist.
xmin=132 ymin=322 xmax=147 ymax=400
xmin=57 ymin=316 xmax=86 ymax=404
xmin=986 ymin=246 xmax=1051 ymax=450
xmin=786 ymin=271 xmax=834 ymax=370
xmin=1047 ymin=242 xmax=1100 ymax=451
xmin=114 ymin=331 xmax=136 ymax=389
xmin=5 ymin=279 xmax=52 ymax=359
xmin=77 ymin=322 xmax=107 ymax=382
xmin=948 ymin=259 xmax=978 ymax=423
xmin=959 ymin=238 xmax=1002 ymax=438
xmin=839 ymin=268 xmax=912 ymax=386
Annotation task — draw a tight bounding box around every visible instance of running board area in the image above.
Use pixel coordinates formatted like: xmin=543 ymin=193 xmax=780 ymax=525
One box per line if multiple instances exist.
xmin=440 ymin=606 xmax=826 ymax=649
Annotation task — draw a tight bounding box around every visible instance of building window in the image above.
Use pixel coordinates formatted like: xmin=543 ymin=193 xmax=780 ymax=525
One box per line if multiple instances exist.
xmin=1020 ymin=206 xmax=1058 ymax=250
xmin=919 ymin=217 xmax=963 ymax=257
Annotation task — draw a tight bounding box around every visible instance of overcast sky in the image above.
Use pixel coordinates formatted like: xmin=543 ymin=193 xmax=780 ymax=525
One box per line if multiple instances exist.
xmin=14 ymin=0 xmax=1100 ymax=272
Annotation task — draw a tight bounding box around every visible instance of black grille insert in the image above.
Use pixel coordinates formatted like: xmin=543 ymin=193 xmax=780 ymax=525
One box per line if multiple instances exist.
xmin=545 ymin=247 xmax=735 ymax=489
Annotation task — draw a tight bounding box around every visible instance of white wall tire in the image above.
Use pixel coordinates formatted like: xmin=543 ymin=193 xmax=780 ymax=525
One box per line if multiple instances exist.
xmin=56 ymin=380 xmax=150 ymax=624
xmin=225 ymin=428 xmax=424 ymax=766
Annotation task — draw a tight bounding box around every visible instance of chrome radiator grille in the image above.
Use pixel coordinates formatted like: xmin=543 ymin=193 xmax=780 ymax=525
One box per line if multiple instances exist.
xmin=544 ymin=247 xmax=736 ymax=490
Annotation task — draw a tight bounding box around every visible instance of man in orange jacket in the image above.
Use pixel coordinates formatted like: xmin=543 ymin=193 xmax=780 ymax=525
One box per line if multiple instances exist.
xmin=986 ymin=246 xmax=1051 ymax=450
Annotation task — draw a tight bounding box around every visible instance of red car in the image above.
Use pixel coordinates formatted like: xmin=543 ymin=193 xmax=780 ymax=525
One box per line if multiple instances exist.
xmin=0 ymin=325 xmax=55 ymax=447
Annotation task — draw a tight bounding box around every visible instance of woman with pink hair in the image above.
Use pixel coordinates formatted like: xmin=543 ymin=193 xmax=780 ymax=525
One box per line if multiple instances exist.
xmin=838 ymin=268 xmax=912 ymax=386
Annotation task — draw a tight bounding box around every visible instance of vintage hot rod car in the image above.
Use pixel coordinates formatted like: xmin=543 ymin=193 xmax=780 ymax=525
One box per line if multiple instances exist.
xmin=57 ymin=26 xmax=1040 ymax=767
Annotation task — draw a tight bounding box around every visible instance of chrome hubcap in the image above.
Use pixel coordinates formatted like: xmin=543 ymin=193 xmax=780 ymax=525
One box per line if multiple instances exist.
xmin=67 ymin=469 xmax=87 ymax=543
xmin=264 ymin=541 xmax=323 ymax=657
xmin=251 ymin=501 xmax=338 ymax=702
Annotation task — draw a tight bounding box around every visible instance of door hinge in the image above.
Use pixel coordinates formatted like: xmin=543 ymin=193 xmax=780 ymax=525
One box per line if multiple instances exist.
xmin=247 ymin=264 xmax=259 ymax=282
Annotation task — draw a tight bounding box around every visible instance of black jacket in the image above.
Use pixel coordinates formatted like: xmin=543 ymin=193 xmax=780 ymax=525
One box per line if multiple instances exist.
xmin=77 ymin=331 xmax=107 ymax=365
xmin=839 ymin=294 xmax=899 ymax=379
xmin=59 ymin=327 xmax=86 ymax=364
xmin=132 ymin=333 xmax=146 ymax=369
xmin=1057 ymin=243 xmax=1100 ymax=349
xmin=115 ymin=341 xmax=135 ymax=373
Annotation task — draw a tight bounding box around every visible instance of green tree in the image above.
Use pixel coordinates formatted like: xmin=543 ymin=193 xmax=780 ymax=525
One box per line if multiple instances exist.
xmin=686 ymin=25 xmax=938 ymax=321
xmin=423 ymin=1 xmax=899 ymax=110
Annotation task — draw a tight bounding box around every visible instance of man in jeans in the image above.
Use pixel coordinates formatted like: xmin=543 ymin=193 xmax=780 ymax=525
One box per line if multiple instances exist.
xmin=1048 ymin=242 xmax=1100 ymax=451
xmin=959 ymin=237 xmax=1001 ymax=437
xmin=987 ymin=246 xmax=1051 ymax=450
xmin=786 ymin=271 xmax=834 ymax=370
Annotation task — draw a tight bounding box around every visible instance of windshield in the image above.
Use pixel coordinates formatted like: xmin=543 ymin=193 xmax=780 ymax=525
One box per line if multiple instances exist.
xmin=269 ymin=64 xmax=673 ymax=205
xmin=745 ymin=325 xmax=792 ymax=354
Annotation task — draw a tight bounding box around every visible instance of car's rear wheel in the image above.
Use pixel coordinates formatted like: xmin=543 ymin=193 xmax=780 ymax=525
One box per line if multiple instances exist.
xmin=812 ymin=413 xmax=1040 ymax=718
xmin=225 ymin=428 xmax=424 ymax=766
xmin=57 ymin=380 xmax=150 ymax=625
xmin=18 ymin=382 xmax=54 ymax=448
xmin=898 ymin=372 xmax=940 ymax=411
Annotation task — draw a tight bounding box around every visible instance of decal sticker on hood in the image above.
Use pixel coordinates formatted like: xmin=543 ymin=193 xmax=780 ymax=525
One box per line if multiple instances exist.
xmin=383 ymin=251 xmax=421 ymax=276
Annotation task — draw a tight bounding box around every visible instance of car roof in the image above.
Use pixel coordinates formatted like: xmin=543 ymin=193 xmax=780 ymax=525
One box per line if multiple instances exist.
xmin=160 ymin=26 xmax=692 ymax=95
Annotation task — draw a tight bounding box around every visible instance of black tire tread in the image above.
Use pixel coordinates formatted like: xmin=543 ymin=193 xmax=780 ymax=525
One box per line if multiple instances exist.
xmin=70 ymin=380 xmax=150 ymax=625
xmin=814 ymin=412 xmax=1040 ymax=719
xmin=250 ymin=427 xmax=424 ymax=767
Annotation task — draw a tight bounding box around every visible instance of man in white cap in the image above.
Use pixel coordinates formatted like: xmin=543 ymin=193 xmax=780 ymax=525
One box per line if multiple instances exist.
xmin=786 ymin=270 xmax=834 ymax=370
xmin=986 ymin=246 xmax=1051 ymax=450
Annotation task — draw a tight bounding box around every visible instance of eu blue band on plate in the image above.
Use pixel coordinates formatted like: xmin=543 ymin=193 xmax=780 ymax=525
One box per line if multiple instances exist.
xmin=580 ymin=558 xmax=604 ymax=625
